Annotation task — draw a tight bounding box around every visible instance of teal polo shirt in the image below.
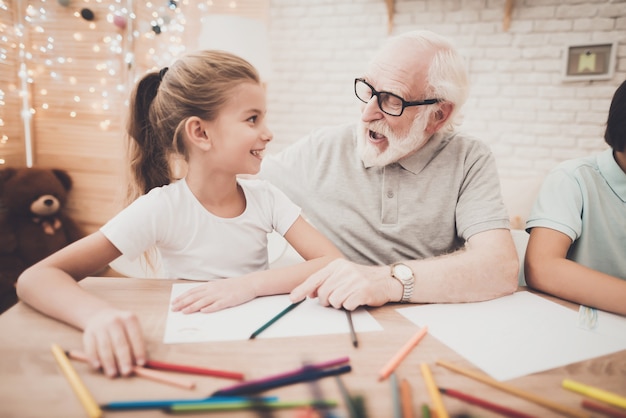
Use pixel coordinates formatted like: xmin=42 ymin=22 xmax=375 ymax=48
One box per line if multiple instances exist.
xmin=526 ymin=149 xmax=626 ymax=279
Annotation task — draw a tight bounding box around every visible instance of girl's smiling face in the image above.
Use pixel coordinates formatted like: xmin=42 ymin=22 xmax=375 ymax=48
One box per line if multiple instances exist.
xmin=204 ymin=81 xmax=273 ymax=175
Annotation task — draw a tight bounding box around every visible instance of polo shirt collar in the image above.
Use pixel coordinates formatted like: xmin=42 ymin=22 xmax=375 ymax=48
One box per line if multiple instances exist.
xmin=599 ymin=148 xmax=626 ymax=202
xmin=396 ymin=132 xmax=447 ymax=175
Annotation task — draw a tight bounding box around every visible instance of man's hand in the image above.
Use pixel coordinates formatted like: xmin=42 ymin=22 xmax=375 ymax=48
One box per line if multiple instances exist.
xmin=289 ymin=259 xmax=400 ymax=310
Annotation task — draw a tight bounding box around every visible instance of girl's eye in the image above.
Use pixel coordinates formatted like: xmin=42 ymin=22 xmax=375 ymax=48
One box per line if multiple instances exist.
xmin=247 ymin=115 xmax=258 ymax=123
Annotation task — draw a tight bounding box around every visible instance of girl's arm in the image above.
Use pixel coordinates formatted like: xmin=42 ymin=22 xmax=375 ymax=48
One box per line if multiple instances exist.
xmin=171 ymin=216 xmax=343 ymax=313
xmin=525 ymin=227 xmax=626 ymax=316
xmin=16 ymin=232 xmax=147 ymax=376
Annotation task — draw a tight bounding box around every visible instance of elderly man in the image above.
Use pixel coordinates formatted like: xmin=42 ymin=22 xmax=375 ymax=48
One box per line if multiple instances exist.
xmin=262 ymin=30 xmax=518 ymax=310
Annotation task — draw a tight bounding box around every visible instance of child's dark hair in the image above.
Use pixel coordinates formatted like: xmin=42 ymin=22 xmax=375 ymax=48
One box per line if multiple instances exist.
xmin=605 ymin=80 xmax=626 ymax=152
xmin=125 ymin=50 xmax=260 ymax=203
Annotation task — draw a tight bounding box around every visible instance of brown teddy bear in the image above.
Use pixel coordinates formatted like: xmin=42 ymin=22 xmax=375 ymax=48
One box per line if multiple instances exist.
xmin=0 ymin=167 xmax=84 ymax=313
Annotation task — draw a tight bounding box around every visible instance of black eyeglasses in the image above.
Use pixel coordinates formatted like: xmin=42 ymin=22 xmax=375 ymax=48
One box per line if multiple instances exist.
xmin=354 ymin=78 xmax=441 ymax=117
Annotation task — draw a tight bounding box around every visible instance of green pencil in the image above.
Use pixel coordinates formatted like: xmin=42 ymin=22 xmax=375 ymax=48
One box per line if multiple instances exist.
xmin=168 ymin=398 xmax=337 ymax=412
xmin=249 ymin=299 xmax=304 ymax=339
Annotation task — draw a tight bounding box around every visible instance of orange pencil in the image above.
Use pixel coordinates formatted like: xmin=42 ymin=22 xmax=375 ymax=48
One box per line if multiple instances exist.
xmin=66 ymin=350 xmax=196 ymax=390
xmin=436 ymin=360 xmax=588 ymax=418
xmin=400 ymin=378 xmax=414 ymax=418
xmin=378 ymin=326 xmax=428 ymax=381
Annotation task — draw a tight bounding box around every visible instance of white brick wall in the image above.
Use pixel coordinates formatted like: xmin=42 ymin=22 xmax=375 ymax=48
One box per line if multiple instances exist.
xmin=265 ymin=0 xmax=626 ymax=178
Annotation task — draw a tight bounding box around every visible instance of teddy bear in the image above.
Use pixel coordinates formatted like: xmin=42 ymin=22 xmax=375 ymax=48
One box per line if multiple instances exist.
xmin=0 ymin=167 xmax=84 ymax=313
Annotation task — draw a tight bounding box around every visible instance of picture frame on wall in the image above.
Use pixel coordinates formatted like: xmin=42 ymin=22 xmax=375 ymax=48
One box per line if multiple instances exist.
xmin=562 ymin=42 xmax=617 ymax=82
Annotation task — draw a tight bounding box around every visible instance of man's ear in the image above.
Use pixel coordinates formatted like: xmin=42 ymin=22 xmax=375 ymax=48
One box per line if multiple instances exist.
xmin=426 ymin=102 xmax=454 ymax=135
xmin=185 ymin=116 xmax=211 ymax=151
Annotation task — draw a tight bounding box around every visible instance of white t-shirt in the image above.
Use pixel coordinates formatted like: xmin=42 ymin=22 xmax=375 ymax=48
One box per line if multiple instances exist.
xmin=100 ymin=178 xmax=301 ymax=280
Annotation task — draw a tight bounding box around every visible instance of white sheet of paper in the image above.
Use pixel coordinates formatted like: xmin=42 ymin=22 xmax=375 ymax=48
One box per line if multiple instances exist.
xmin=163 ymin=283 xmax=383 ymax=343
xmin=396 ymin=291 xmax=626 ymax=381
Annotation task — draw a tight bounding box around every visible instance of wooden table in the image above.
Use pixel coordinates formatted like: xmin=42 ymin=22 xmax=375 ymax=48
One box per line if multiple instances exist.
xmin=0 ymin=277 xmax=624 ymax=418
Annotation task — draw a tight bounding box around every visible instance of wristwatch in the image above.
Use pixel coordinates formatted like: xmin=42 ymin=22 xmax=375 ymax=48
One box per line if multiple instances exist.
xmin=390 ymin=263 xmax=415 ymax=303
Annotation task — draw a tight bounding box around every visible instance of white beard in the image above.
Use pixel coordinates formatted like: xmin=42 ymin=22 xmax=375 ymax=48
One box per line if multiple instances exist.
xmin=358 ymin=110 xmax=431 ymax=167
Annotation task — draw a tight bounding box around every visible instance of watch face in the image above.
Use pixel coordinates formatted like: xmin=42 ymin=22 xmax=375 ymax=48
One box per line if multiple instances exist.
xmin=393 ymin=264 xmax=413 ymax=280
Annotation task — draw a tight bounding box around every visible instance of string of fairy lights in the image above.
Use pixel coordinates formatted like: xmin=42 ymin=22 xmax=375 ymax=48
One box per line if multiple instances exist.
xmin=0 ymin=0 xmax=241 ymax=167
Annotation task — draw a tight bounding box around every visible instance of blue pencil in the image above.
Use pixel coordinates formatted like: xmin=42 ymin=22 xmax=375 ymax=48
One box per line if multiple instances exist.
xmin=101 ymin=396 xmax=277 ymax=410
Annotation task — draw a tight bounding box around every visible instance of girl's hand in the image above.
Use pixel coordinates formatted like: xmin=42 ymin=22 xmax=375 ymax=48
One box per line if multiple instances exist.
xmin=82 ymin=307 xmax=146 ymax=378
xmin=170 ymin=280 xmax=256 ymax=314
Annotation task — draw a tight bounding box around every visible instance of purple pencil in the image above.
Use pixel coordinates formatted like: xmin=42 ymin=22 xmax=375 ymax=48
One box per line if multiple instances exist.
xmin=212 ymin=356 xmax=350 ymax=394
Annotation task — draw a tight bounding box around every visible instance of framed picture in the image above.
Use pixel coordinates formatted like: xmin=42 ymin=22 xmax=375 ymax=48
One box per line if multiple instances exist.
xmin=562 ymin=42 xmax=617 ymax=82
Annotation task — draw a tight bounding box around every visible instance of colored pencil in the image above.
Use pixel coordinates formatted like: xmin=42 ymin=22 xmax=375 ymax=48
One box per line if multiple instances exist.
xmin=346 ymin=310 xmax=359 ymax=348
xmin=168 ymin=398 xmax=338 ymax=413
xmin=66 ymin=350 xmax=195 ymax=390
xmin=249 ymin=299 xmax=304 ymax=339
xmin=390 ymin=373 xmax=402 ymax=418
xmin=563 ymin=378 xmax=626 ymax=409
xmin=102 ymin=396 xmax=278 ymax=411
xmin=436 ymin=360 xmax=589 ymax=418
xmin=144 ymin=358 xmax=244 ymax=380
xmin=400 ymin=378 xmax=414 ymax=418
xmin=421 ymin=404 xmax=431 ymax=418
xmin=212 ymin=356 xmax=349 ymax=396
xmin=420 ymin=363 xmax=449 ymax=418
xmin=212 ymin=364 xmax=352 ymax=396
xmin=581 ymin=399 xmax=626 ymax=418
xmin=378 ymin=326 xmax=428 ymax=381
xmin=439 ymin=387 xmax=537 ymax=418
xmin=51 ymin=344 xmax=103 ymax=418
xmin=335 ymin=376 xmax=360 ymax=418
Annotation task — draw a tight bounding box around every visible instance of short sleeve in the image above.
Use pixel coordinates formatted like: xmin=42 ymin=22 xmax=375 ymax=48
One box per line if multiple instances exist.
xmin=525 ymin=168 xmax=583 ymax=241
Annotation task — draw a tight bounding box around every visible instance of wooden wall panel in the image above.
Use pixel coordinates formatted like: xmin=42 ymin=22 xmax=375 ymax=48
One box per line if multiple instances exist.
xmin=0 ymin=0 xmax=26 ymax=168
xmin=1 ymin=0 xmax=269 ymax=235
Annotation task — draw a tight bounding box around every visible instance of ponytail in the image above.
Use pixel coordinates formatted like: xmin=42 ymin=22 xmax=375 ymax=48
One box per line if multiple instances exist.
xmin=125 ymin=72 xmax=173 ymax=204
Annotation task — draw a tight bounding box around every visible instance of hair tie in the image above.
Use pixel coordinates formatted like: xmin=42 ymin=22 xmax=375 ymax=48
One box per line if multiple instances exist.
xmin=159 ymin=67 xmax=169 ymax=81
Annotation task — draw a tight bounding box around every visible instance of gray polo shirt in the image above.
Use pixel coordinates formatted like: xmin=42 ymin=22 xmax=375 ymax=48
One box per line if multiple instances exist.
xmin=526 ymin=149 xmax=626 ymax=279
xmin=261 ymin=123 xmax=510 ymax=266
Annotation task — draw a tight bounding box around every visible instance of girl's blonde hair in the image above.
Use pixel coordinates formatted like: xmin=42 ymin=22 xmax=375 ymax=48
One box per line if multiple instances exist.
xmin=125 ymin=50 xmax=260 ymax=204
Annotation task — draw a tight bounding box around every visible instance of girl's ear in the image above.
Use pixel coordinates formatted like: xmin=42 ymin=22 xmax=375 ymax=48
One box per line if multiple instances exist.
xmin=185 ymin=116 xmax=212 ymax=151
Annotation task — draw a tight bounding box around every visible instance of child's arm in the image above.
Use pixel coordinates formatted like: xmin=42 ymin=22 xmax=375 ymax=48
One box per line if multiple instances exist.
xmin=16 ymin=232 xmax=147 ymax=376
xmin=170 ymin=216 xmax=343 ymax=313
xmin=525 ymin=227 xmax=626 ymax=316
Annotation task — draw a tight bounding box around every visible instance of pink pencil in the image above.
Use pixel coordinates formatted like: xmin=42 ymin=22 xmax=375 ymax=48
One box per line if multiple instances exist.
xmin=66 ymin=350 xmax=196 ymax=390
xmin=378 ymin=326 xmax=428 ymax=381
xmin=144 ymin=359 xmax=244 ymax=381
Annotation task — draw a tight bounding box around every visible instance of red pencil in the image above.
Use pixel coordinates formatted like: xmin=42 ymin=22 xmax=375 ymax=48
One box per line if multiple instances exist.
xmin=582 ymin=399 xmax=626 ymax=418
xmin=439 ymin=387 xmax=538 ymax=418
xmin=144 ymin=359 xmax=244 ymax=380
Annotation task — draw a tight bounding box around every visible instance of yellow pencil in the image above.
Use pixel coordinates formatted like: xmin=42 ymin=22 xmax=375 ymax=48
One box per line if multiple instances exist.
xmin=563 ymin=378 xmax=626 ymax=409
xmin=420 ymin=363 xmax=449 ymax=418
xmin=50 ymin=344 xmax=103 ymax=418
xmin=437 ymin=360 xmax=589 ymax=418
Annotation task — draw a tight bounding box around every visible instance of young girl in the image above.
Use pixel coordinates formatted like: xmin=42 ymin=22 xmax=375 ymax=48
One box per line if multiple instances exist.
xmin=16 ymin=50 xmax=343 ymax=377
